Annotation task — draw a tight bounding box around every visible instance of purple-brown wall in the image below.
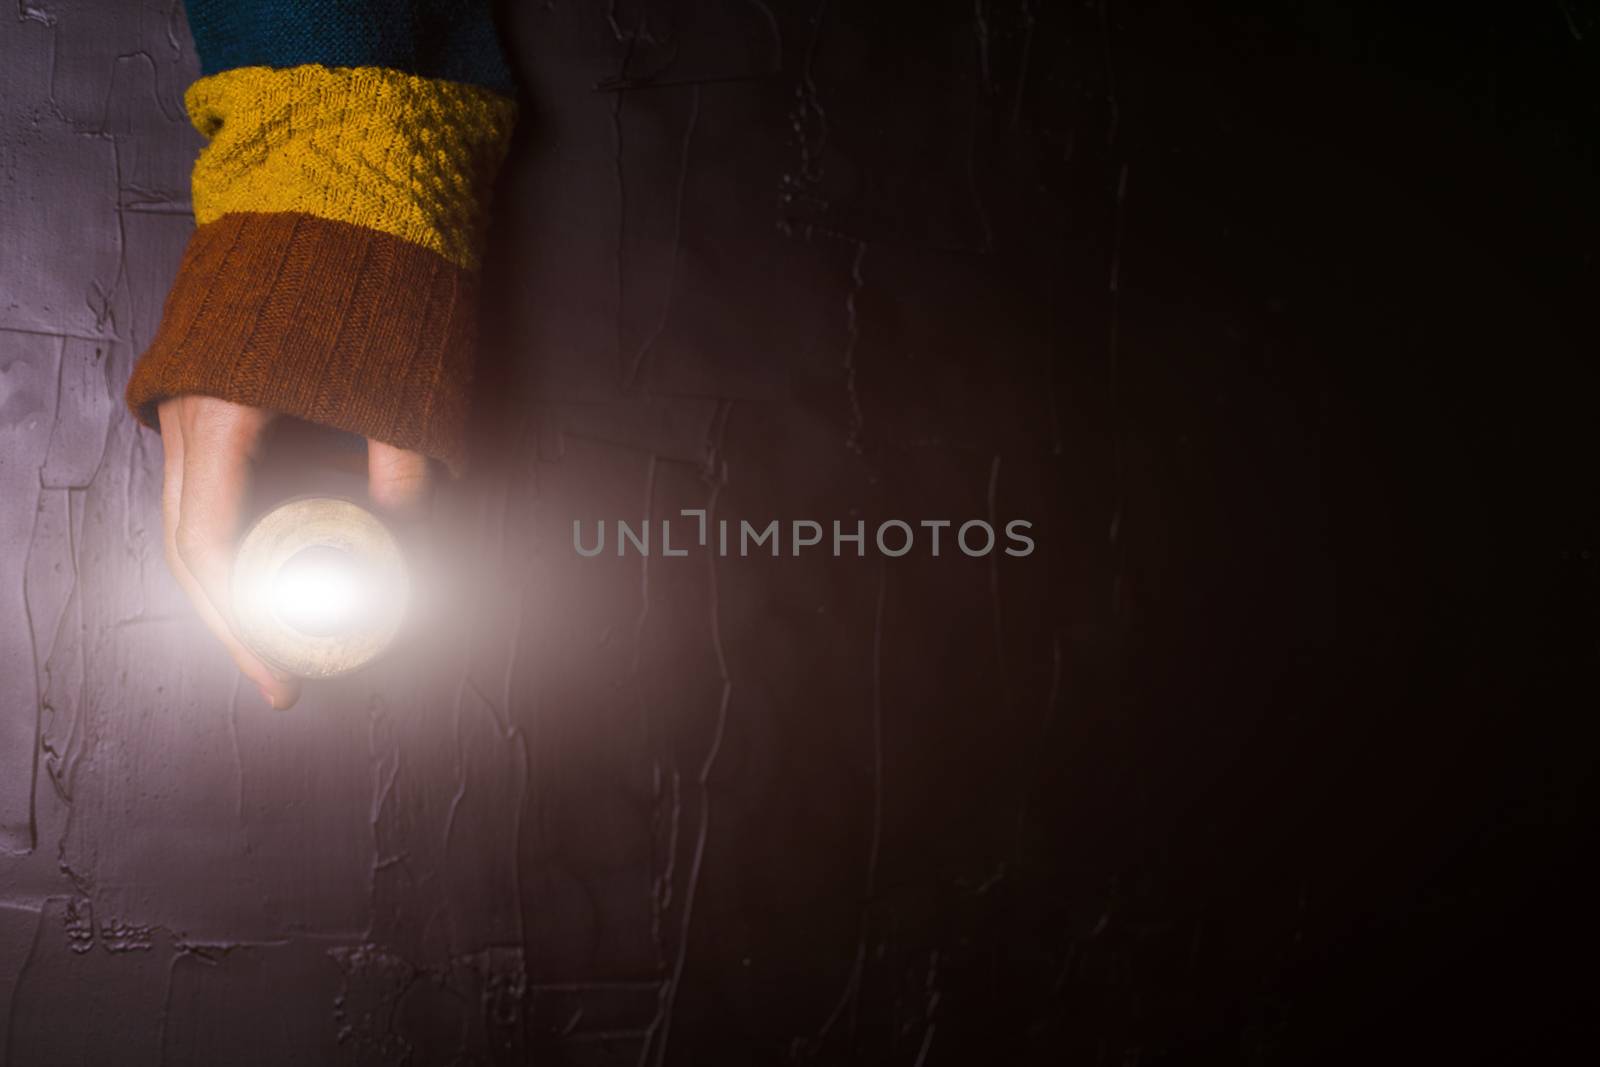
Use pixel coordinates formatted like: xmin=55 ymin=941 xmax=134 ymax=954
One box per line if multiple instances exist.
xmin=2 ymin=1 xmax=1596 ymax=1064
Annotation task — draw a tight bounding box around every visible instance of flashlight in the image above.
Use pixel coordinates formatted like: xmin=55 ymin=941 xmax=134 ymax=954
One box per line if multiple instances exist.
xmin=232 ymin=497 xmax=410 ymax=678
xmin=230 ymin=420 xmax=414 ymax=680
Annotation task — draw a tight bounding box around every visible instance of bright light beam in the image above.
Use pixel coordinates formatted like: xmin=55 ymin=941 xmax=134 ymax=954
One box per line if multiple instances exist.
xmin=233 ymin=497 xmax=410 ymax=679
xmin=270 ymin=546 xmax=370 ymax=637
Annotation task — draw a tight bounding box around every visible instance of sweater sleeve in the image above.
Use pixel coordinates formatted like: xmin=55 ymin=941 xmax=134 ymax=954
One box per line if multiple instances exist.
xmin=125 ymin=0 xmax=518 ymax=474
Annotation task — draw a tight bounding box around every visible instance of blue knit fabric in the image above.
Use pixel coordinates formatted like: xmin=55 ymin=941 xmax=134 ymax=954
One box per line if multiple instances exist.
xmin=183 ymin=0 xmax=515 ymax=95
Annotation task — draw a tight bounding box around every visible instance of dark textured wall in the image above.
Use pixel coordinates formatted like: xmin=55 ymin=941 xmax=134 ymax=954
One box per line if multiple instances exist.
xmin=1 ymin=1 xmax=1596 ymax=1064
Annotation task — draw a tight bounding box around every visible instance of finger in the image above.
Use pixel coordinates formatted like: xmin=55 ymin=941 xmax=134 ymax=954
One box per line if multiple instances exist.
xmin=174 ymin=401 xmax=257 ymax=609
xmin=170 ymin=400 xmax=300 ymax=709
xmin=157 ymin=401 xmax=186 ymax=558
xmin=161 ymin=404 xmax=296 ymax=708
xmin=367 ymin=440 xmax=433 ymax=517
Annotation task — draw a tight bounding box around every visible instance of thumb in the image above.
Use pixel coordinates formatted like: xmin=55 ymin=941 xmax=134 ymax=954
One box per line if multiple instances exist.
xmin=367 ymin=440 xmax=433 ymax=517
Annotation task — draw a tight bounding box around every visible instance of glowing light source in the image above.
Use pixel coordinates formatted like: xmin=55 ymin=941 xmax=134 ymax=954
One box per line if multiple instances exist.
xmin=270 ymin=545 xmax=372 ymax=637
xmin=232 ymin=498 xmax=410 ymax=679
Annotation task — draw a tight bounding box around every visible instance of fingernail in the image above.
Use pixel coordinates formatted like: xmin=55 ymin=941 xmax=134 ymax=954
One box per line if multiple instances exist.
xmin=259 ymin=685 xmax=280 ymax=710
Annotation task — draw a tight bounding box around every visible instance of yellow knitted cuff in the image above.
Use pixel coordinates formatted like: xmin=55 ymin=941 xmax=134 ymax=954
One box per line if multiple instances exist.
xmin=186 ymin=65 xmax=518 ymax=269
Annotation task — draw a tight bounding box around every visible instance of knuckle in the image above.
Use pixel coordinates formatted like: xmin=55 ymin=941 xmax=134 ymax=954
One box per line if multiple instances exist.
xmin=389 ymin=465 xmax=428 ymax=490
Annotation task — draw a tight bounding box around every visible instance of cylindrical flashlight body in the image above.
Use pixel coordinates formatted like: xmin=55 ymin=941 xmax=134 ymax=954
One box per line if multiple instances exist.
xmin=230 ymin=419 xmax=414 ymax=679
xmin=232 ymin=496 xmax=411 ymax=678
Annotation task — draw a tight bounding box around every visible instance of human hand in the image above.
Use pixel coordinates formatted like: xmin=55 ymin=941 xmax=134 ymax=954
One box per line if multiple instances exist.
xmin=156 ymin=396 xmax=432 ymax=709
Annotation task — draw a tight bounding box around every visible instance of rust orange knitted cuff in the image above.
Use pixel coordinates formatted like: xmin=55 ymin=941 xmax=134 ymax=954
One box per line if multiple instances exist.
xmin=126 ymin=211 xmax=478 ymax=474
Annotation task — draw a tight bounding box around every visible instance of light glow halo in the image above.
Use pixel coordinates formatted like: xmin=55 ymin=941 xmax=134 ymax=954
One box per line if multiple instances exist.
xmin=270 ymin=544 xmax=372 ymax=637
xmin=232 ymin=497 xmax=410 ymax=679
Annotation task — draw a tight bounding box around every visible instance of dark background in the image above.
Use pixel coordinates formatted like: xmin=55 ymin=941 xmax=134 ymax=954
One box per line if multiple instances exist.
xmin=1 ymin=0 xmax=1596 ymax=1063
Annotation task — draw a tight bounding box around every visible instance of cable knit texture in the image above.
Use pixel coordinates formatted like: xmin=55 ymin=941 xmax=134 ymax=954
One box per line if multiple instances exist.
xmin=126 ymin=1 xmax=518 ymax=470
xmin=126 ymin=212 xmax=479 ymax=473
xmin=187 ymin=65 xmax=516 ymax=269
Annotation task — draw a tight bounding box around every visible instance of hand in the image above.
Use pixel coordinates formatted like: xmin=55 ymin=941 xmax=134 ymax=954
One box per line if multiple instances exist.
xmin=156 ymin=396 xmax=432 ymax=709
